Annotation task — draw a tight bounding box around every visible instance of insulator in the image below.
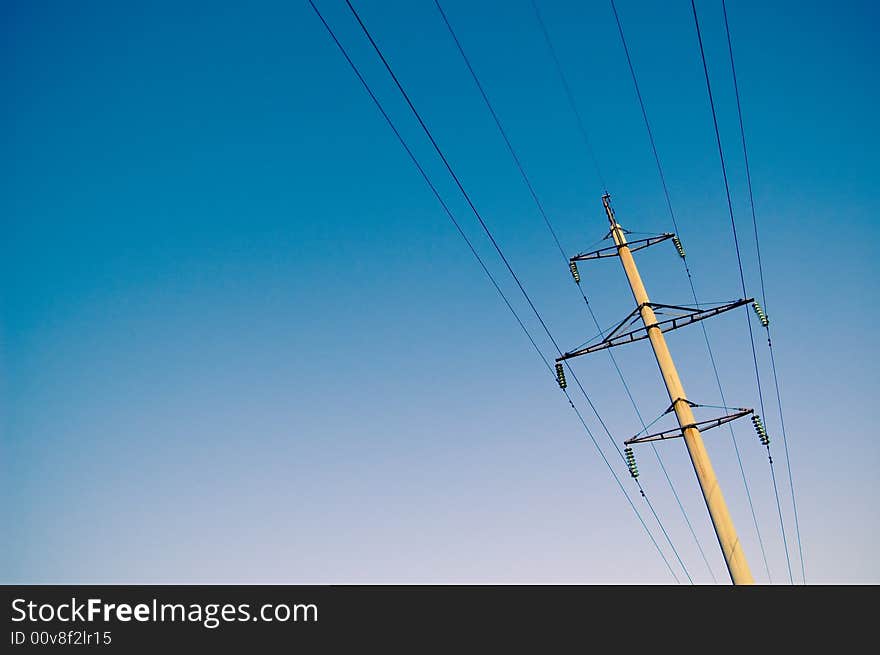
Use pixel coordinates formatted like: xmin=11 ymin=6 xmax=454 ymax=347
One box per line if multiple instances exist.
xmin=752 ymin=300 xmax=769 ymax=327
xmin=672 ymin=235 xmax=686 ymax=258
xmin=569 ymin=261 xmax=581 ymax=284
xmin=624 ymin=447 xmax=639 ymax=478
xmin=555 ymin=362 xmax=567 ymax=389
xmin=751 ymin=414 xmax=770 ymax=445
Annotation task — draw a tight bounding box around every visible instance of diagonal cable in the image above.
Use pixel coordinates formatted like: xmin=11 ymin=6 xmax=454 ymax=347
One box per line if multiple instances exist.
xmin=344 ymin=0 xmax=693 ymax=583
xmin=436 ymin=0 xmax=714 ymax=583
xmin=721 ymin=0 xmax=804 ymax=583
xmin=529 ymin=0 xmax=607 ymax=193
xmin=690 ymin=0 xmax=792 ymax=583
xmin=307 ymin=0 xmax=680 ymax=582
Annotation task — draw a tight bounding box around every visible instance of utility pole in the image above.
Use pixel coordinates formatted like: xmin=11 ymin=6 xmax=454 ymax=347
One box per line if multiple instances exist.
xmin=602 ymin=194 xmax=753 ymax=585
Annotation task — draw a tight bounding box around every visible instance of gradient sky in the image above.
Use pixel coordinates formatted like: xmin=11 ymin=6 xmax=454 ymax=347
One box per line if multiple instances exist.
xmin=2 ymin=0 xmax=877 ymax=584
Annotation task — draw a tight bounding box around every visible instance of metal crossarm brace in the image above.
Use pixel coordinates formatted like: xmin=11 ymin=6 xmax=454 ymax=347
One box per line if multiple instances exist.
xmin=557 ymin=298 xmax=753 ymax=361
xmin=625 ymin=408 xmax=754 ymax=445
xmin=649 ymin=302 xmax=720 ymax=314
xmin=570 ymin=233 xmax=674 ymax=262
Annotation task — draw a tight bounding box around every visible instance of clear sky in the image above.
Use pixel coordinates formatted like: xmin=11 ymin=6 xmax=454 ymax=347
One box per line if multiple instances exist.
xmin=2 ymin=0 xmax=877 ymax=584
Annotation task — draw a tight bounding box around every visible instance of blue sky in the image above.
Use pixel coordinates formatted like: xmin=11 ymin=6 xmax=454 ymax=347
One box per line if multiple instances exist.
xmin=2 ymin=0 xmax=877 ymax=583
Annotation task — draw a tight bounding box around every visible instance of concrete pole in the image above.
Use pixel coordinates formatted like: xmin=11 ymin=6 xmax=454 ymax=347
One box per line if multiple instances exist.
xmin=603 ymin=194 xmax=753 ymax=585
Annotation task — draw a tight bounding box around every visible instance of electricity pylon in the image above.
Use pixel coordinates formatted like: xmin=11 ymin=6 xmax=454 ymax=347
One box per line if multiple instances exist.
xmin=558 ymin=194 xmax=754 ymax=585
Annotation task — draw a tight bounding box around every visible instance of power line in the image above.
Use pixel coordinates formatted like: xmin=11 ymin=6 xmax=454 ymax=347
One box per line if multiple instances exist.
xmin=562 ymin=389 xmax=681 ymax=582
xmin=608 ymin=0 xmax=772 ymax=582
xmin=721 ymin=0 xmax=804 ymax=584
xmin=306 ymin=1 xmax=547 ymax=371
xmin=344 ymin=0 xmax=560 ymax=355
xmin=689 ymin=0 xmax=792 ymax=584
xmin=436 ymin=0 xmax=714 ymax=583
xmin=306 ymin=0 xmax=680 ymax=582
xmin=434 ymin=0 xmax=566 ymax=261
xmin=529 ymin=0 xmax=606 ymax=193
xmin=342 ymin=0 xmax=693 ymax=583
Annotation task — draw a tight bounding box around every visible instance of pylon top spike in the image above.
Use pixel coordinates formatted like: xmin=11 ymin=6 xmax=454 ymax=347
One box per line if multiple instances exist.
xmin=602 ymin=194 xmax=618 ymax=228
